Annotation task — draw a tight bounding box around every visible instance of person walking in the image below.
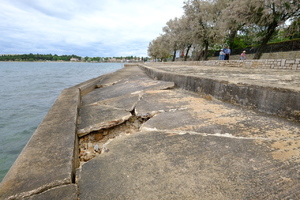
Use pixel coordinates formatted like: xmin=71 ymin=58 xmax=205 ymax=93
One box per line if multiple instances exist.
xmin=240 ymin=51 xmax=246 ymax=60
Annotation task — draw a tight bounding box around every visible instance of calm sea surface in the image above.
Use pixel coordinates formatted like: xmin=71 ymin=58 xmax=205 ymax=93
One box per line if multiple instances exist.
xmin=0 ymin=62 xmax=123 ymax=182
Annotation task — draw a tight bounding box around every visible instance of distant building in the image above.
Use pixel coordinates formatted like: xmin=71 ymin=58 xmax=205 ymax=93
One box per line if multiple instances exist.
xmin=70 ymin=57 xmax=79 ymax=62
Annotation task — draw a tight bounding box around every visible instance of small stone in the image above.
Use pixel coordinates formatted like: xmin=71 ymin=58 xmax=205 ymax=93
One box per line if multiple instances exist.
xmin=94 ymin=144 xmax=99 ymax=152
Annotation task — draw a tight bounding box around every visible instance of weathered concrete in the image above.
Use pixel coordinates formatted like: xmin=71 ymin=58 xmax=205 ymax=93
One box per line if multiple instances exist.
xmin=140 ymin=63 xmax=300 ymax=121
xmin=0 ymin=88 xmax=80 ymax=200
xmin=24 ymin=185 xmax=77 ymax=200
xmin=0 ymin=69 xmax=110 ymax=199
xmin=78 ymin=104 xmax=132 ymax=137
xmin=77 ymin=65 xmax=300 ymax=199
xmin=82 ymin=67 xmax=174 ymax=105
xmin=78 ymin=131 xmax=300 ymax=199
xmin=170 ymin=58 xmax=300 ymax=70
xmin=2 ymin=63 xmax=300 ymax=199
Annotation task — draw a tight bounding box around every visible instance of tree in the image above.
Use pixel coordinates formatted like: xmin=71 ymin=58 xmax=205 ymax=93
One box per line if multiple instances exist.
xmin=284 ymin=18 xmax=300 ymax=39
xmin=227 ymin=0 xmax=300 ymax=59
xmin=148 ymin=35 xmax=171 ymax=61
xmin=183 ymin=0 xmax=223 ymax=60
xmin=84 ymin=56 xmax=90 ymax=62
xmin=176 ymin=16 xmax=195 ymax=61
xmin=163 ymin=18 xmax=181 ymax=61
xmin=216 ymin=0 xmax=246 ymax=49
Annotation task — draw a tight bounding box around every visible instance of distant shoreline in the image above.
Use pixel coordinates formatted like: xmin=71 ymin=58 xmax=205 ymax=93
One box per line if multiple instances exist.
xmin=0 ymin=61 xmax=144 ymax=63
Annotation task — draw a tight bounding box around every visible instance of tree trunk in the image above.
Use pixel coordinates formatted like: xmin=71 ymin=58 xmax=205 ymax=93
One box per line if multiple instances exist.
xmin=202 ymin=41 xmax=209 ymax=61
xmin=184 ymin=44 xmax=192 ymax=61
xmin=253 ymin=22 xmax=278 ymax=59
xmin=172 ymin=49 xmax=176 ymax=61
xmin=196 ymin=51 xmax=201 ymax=61
xmin=228 ymin=29 xmax=237 ymax=49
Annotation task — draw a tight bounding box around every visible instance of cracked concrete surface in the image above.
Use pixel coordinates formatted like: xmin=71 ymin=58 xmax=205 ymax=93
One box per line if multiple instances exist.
xmin=76 ymin=65 xmax=300 ymax=200
xmin=3 ymin=64 xmax=298 ymax=199
xmin=77 ymin=66 xmax=174 ymax=165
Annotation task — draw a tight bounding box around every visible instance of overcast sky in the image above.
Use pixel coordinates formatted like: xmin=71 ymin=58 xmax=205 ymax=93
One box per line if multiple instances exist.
xmin=0 ymin=0 xmax=184 ymax=57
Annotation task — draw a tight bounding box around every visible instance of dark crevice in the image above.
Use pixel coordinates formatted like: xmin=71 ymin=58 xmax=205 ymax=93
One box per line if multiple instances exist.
xmin=77 ymin=108 xmax=151 ymax=166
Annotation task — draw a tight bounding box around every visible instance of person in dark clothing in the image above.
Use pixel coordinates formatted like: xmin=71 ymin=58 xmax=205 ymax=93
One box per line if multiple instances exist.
xmin=224 ymin=46 xmax=231 ymax=60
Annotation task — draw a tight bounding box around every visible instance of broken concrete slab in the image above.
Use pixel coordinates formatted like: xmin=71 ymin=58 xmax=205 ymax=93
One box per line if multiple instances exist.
xmin=24 ymin=184 xmax=77 ymax=200
xmin=82 ymin=78 xmax=174 ymax=106
xmin=77 ymin=70 xmax=300 ymax=199
xmin=78 ymin=130 xmax=300 ymax=199
xmin=135 ymin=90 xmax=189 ymax=118
xmin=77 ymin=104 xmax=132 ymax=137
xmin=4 ymin=63 xmax=300 ymax=199
xmin=81 ymin=65 xmax=174 ymax=106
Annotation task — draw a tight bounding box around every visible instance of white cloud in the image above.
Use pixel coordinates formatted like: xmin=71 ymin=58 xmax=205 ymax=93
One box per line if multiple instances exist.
xmin=0 ymin=0 xmax=184 ymax=57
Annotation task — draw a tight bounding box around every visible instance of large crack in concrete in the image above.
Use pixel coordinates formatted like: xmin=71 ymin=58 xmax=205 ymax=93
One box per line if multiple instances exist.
xmin=77 ymin=82 xmax=175 ymax=167
xmin=78 ymin=108 xmax=151 ymax=167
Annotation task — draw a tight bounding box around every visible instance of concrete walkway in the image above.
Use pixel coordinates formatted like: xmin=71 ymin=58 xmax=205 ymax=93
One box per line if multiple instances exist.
xmin=1 ymin=64 xmax=299 ymax=199
xmin=77 ymin=65 xmax=300 ymax=199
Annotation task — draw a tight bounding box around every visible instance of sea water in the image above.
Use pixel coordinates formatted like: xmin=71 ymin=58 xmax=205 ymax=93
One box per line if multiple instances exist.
xmin=0 ymin=62 xmax=123 ymax=182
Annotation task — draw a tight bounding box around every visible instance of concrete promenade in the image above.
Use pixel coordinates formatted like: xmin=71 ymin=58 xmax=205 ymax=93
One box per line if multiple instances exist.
xmin=1 ymin=63 xmax=300 ymax=199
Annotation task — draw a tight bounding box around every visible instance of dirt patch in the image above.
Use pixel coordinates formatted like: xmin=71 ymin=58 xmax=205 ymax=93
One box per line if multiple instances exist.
xmin=271 ymin=139 xmax=300 ymax=163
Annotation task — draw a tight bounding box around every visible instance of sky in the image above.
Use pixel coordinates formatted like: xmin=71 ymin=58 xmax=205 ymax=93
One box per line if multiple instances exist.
xmin=0 ymin=0 xmax=184 ymax=58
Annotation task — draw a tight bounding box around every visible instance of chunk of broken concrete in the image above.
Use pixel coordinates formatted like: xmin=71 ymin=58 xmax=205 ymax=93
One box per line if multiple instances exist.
xmin=78 ymin=104 xmax=132 ymax=137
xmin=135 ymin=90 xmax=188 ymax=118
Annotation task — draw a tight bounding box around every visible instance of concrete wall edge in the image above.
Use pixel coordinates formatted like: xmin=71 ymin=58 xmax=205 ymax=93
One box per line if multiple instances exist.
xmin=139 ymin=64 xmax=300 ymax=121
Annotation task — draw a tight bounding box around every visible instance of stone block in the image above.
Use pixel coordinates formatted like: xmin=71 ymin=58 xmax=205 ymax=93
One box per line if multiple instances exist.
xmin=286 ymin=60 xmax=295 ymax=64
xmin=281 ymin=59 xmax=286 ymax=66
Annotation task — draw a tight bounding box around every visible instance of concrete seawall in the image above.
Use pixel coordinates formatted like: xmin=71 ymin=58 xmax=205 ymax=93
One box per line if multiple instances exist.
xmin=140 ymin=61 xmax=300 ymax=121
xmin=0 ymin=71 xmax=117 ymax=199
xmin=158 ymin=58 xmax=300 ymax=70
xmin=1 ymin=62 xmax=300 ymax=199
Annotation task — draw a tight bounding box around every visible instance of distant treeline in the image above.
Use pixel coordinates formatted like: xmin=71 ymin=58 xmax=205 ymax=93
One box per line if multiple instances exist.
xmin=0 ymin=54 xmax=149 ymax=62
xmin=0 ymin=54 xmax=81 ymax=61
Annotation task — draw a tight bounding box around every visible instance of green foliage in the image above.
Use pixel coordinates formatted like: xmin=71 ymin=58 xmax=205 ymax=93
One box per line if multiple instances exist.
xmin=0 ymin=53 xmax=81 ymax=61
xmin=0 ymin=53 xmax=149 ymax=62
xmin=148 ymin=0 xmax=300 ymax=60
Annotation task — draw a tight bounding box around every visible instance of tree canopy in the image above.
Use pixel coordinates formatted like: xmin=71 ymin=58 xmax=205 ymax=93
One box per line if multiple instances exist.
xmin=148 ymin=0 xmax=300 ymax=60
